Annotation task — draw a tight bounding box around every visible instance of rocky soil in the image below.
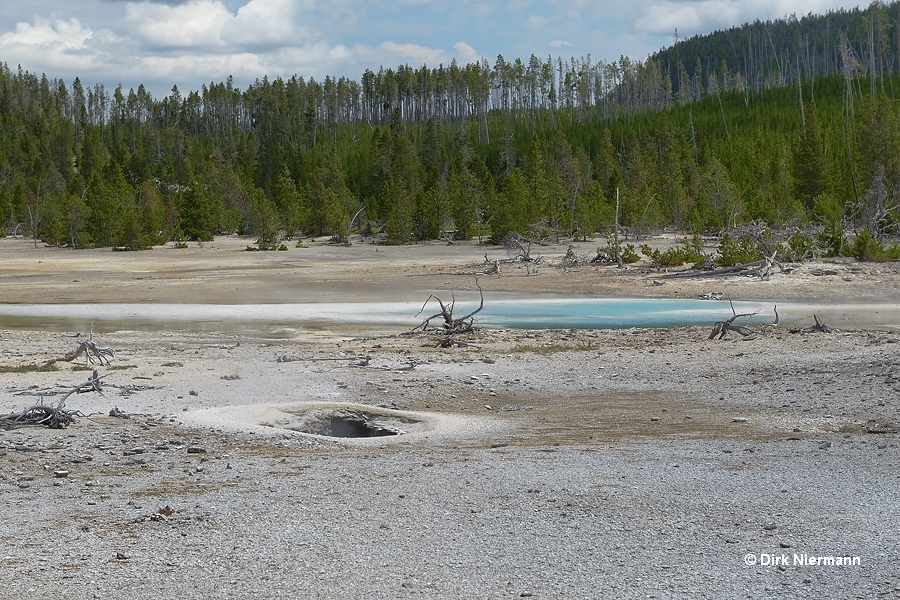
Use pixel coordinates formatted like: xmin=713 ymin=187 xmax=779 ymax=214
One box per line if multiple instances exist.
xmin=1 ymin=323 xmax=899 ymax=599
xmin=1 ymin=235 xmax=899 ymax=598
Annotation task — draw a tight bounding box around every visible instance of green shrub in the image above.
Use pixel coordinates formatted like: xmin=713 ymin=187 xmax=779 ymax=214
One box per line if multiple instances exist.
xmin=640 ymin=244 xmax=661 ymax=264
xmin=817 ymin=222 xmax=846 ymax=257
xmin=849 ymin=230 xmax=900 ymax=262
xmin=716 ymin=233 xmax=763 ymax=267
xmin=786 ymin=231 xmax=817 ymax=261
xmin=641 ymin=235 xmax=705 ymax=268
xmin=621 ymin=244 xmax=640 ymax=264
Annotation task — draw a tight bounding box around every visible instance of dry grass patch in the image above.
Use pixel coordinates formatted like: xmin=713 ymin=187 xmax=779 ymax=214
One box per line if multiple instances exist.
xmin=0 ymin=362 xmax=59 ymax=373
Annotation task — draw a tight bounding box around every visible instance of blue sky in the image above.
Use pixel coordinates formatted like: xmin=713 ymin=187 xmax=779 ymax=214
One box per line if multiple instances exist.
xmin=0 ymin=0 xmax=866 ymax=98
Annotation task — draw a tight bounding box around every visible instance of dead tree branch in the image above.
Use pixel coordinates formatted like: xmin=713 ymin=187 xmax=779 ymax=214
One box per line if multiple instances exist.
xmin=664 ymin=259 xmax=769 ymax=279
xmin=45 ymin=327 xmax=115 ymax=367
xmin=1 ymin=370 xmax=105 ymax=429
xmin=708 ymin=300 xmax=762 ymax=340
xmin=412 ymin=278 xmax=485 ymax=335
xmin=505 ymin=233 xmax=542 ymax=263
xmin=791 ymin=314 xmax=832 ymax=334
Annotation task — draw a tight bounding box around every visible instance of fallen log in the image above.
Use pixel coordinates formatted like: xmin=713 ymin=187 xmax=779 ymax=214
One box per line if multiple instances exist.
xmin=665 ymin=259 xmax=768 ymax=279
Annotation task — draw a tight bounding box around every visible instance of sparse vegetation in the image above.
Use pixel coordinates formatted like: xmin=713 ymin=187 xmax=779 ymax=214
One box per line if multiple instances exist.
xmin=849 ymin=229 xmax=900 ymax=262
xmin=716 ymin=234 xmax=764 ymax=267
xmin=0 ymin=363 xmax=59 ymax=373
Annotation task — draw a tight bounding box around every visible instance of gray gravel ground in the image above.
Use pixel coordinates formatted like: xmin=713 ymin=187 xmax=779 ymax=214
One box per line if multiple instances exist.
xmin=1 ymin=324 xmax=899 ymax=599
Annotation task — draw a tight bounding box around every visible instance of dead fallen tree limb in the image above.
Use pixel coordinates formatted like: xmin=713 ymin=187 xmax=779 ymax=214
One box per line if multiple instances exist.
xmin=45 ymin=328 xmax=115 ymax=367
xmin=791 ymin=314 xmax=832 ymax=334
xmin=0 ymin=401 xmax=76 ymax=429
xmin=665 ymin=252 xmax=792 ymax=281
xmin=276 ymin=355 xmax=371 ymax=365
xmin=664 ymin=259 xmax=769 ymax=279
xmin=412 ymin=278 xmax=484 ymax=335
xmin=708 ymin=300 xmax=763 ymax=340
xmin=1 ymin=370 xmax=105 ymax=429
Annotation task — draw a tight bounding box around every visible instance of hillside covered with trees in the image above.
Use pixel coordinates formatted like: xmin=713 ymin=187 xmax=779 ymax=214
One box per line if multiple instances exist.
xmin=1 ymin=1 xmax=899 ymax=257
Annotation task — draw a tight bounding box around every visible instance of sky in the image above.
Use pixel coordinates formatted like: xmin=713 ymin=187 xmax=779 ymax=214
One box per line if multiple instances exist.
xmin=0 ymin=0 xmax=868 ymax=98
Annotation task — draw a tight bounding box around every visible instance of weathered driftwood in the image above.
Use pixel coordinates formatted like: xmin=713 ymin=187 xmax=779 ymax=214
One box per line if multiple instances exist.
xmin=708 ymin=300 xmax=762 ymax=340
xmin=1 ymin=370 xmax=104 ymax=429
xmin=665 ymin=259 xmax=769 ymax=279
xmin=46 ymin=329 xmax=115 ymax=367
xmin=412 ymin=279 xmax=485 ymax=336
xmin=276 ymin=355 xmax=371 ymax=365
xmin=708 ymin=313 xmax=759 ymax=339
xmin=708 ymin=302 xmax=786 ymax=340
xmin=665 ymin=252 xmax=790 ymax=281
xmin=791 ymin=314 xmax=832 ymax=334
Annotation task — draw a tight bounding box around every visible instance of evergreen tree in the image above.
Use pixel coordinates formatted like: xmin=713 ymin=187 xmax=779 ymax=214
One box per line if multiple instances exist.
xmin=792 ymin=102 xmax=828 ymax=209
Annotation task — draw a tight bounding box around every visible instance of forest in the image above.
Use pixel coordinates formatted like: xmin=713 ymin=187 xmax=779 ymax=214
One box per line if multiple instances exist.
xmin=1 ymin=1 xmax=899 ymax=260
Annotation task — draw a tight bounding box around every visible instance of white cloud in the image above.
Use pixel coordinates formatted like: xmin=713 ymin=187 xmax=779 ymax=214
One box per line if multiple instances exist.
xmin=549 ymin=39 xmax=574 ymax=47
xmin=640 ymin=1 xmax=744 ymax=36
xmin=453 ymin=41 xmax=481 ymax=64
xmin=0 ymin=0 xmax=350 ymax=94
xmin=631 ymin=0 xmax=858 ymax=37
xmin=526 ymin=15 xmax=549 ymax=28
xmin=370 ymin=41 xmax=451 ymax=65
xmin=0 ymin=16 xmax=125 ymax=74
xmin=123 ymin=0 xmax=309 ymax=50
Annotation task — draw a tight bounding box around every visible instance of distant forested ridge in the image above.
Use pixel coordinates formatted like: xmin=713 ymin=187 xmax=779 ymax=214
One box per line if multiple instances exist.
xmin=1 ymin=1 xmax=899 ymax=252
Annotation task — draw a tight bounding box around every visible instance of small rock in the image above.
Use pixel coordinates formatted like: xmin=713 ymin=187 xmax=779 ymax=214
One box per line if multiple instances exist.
xmin=732 ymin=417 xmax=748 ymax=423
xmin=54 ymin=470 xmax=69 ymax=478
xmin=186 ymin=446 xmax=207 ymax=454
xmin=763 ymin=523 xmax=777 ymax=531
xmin=780 ymin=542 xmax=791 ymax=548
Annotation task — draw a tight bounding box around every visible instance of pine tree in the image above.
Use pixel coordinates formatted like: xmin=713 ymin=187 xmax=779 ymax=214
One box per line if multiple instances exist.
xmin=792 ymin=102 xmax=828 ymax=210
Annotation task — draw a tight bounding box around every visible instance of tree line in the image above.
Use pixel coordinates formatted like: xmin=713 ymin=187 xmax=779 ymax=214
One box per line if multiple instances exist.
xmin=1 ymin=1 xmax=899 ymax=252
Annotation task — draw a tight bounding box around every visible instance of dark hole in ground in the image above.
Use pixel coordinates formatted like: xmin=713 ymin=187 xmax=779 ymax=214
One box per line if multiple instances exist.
xmin=280 ymin=407 xmax=419 ymax=438
xmin=329 ymin=414 xmax=399 ymax=438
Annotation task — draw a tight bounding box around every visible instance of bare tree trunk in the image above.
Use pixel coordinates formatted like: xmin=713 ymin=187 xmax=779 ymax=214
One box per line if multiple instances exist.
xmin=614 ymin=188 xmax=623 ymax=267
